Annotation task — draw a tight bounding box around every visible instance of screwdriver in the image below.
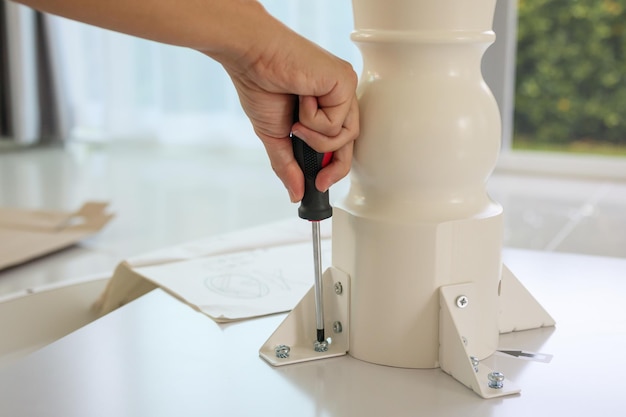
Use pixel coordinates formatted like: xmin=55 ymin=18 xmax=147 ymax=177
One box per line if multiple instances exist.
xmin=291 ymin=127 xmax=333 ymax=345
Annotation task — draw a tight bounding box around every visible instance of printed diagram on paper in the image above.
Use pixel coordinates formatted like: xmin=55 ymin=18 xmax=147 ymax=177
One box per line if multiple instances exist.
xmin=134 ymin=240 xmax=331 ymax=322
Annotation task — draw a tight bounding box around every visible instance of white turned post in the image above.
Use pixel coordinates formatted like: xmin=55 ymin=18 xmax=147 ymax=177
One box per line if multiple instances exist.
xmin=332 ymin=0 xmax=502 ymax=368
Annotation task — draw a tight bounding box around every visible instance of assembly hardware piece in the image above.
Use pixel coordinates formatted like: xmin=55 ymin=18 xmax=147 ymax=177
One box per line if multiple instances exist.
xmin=470 ymin=356 xmax=480 ymax=373
xmin=274 ymin=345 xmax=290 ymax=359
xmin=259 ymin=267 xmax=350 ymax=366
xmin=439 ymin=283 xmax=520 ymax=398
xmin=488 ymin=372 xmax=505 ymax=389
xmin=314 ymin=340 xmax=329 ymax=353
xmin=456 ymin=295 xmax=469 ymax=309
xmin=333 ymin=321 xmax=343 ymax=334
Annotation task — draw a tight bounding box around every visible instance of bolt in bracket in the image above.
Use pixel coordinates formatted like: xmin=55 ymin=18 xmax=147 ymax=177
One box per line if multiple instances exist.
xmin=439 ymin=282 xmax=520 ymax=398
xmin=259 ymin=266 xmax=350 ymax=366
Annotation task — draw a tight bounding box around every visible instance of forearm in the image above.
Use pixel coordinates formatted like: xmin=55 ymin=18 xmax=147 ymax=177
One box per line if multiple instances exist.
xmin=10 ymin=0 xmax=280 ymax=65
xmin=11 ymin=0 xmax=359 ymax=200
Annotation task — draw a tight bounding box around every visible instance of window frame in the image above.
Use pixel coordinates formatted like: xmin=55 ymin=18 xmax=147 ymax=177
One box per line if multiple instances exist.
xmin=484 ymin=0 xmax=626 ymax=181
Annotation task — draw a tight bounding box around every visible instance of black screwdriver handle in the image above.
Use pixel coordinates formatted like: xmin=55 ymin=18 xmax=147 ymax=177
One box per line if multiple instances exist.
xmin=292 ymin=133 xmax=333 ymax=221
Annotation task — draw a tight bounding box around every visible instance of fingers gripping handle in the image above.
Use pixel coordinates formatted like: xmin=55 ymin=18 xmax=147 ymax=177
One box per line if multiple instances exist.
xmin=291 ymin=134 xmax=333 ymax=221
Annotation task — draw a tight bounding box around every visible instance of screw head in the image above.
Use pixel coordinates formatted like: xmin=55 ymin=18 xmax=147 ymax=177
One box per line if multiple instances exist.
xmin=334 ymin=282 xmax=343 ymax=295
xmin=333 ymin=321 xmax=343 ymax=333
xmin=470 ymin=356 xmax=479 ymax=373
xmin=314 ymin=340 xmax=329 ymax=352
xmin=488 ymin=371 xmax=505 ymax=389
xmin=275 ymin=344 xmax=291 ymax=359
xmin=456 ymin=295 xmax=469 ymax=308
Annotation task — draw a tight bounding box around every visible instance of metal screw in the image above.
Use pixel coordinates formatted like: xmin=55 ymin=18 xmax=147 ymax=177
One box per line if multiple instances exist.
xmin=275 ymin=344 xmax=290 ymax=359
xmin=488 ymin=371 xmax=505 ymax=389
xmin=461 ymin=336 xmax=468 ymax=346
xmin=333 ymin=321 xmax=343 ymax=333
xmin=334 ymin=282 xmax=343 ymax=295
xmin=314 ymin=340 xmax=329 ymax=352
xmin=456 ymin=295 xmax=469 ymax=308
xmin=470 ymin=356 xmax=479 ymax=373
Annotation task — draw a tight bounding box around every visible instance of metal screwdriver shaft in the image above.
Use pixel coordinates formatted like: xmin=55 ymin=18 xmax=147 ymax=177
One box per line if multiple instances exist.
xmin=311 ymin=220 xmax=324 ymax=343
xmin=292 ymin=128 xmax=333 ymax=345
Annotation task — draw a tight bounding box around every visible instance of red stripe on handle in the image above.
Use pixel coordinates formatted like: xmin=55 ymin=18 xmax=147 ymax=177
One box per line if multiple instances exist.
xmin=321 ymin=152 xmax=333 ymax=168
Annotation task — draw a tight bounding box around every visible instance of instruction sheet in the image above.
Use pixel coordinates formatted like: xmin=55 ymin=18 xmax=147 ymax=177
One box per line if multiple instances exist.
xmin=134 ymin=239 xmax=331 ymax=322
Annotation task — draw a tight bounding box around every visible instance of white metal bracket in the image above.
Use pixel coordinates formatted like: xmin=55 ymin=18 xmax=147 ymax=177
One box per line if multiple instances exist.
xmin=439 ymin=282 xmax=521 ymax=398
xmin=259 ymin=266 xmax=350 ymax=366
xmin=260 ymin=262 xmax=554 ymax=398
xmin=499 ymin=263 xmax=556 ymax=333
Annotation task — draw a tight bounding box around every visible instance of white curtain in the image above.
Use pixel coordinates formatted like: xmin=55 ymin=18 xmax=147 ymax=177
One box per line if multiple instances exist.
xmin=53 ymin=1 xmax=361 ymax=147
xmin=1 ymin=0 xmax=69 ymax=145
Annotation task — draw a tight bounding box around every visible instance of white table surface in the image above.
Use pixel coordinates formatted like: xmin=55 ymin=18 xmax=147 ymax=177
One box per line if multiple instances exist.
xmin=0 ymin=248 xmax=625 ymax=417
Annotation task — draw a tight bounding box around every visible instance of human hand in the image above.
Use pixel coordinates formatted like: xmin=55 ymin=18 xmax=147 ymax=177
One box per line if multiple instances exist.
xmin=214 ymin=18 xmax=359 ymax=203
xmin=10 ymin=1 xmax=358 ymax=203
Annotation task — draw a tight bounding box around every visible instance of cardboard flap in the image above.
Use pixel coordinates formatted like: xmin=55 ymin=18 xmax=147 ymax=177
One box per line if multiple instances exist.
xmin=0 ymin=202 xmax=113 ymax=233
xmin=92 ymin=261 xmax=158 ymax=317
xmin=0 ymin=202 xmax=114 ymax=270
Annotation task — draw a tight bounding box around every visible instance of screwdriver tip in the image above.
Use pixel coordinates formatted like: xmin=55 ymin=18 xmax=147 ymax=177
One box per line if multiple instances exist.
xmin=317 ymin=328 xmax=325 ymax=343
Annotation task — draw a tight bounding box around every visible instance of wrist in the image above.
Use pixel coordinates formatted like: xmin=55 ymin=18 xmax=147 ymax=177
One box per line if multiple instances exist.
xmin=197 ymin=1 xmax=284 ymax=74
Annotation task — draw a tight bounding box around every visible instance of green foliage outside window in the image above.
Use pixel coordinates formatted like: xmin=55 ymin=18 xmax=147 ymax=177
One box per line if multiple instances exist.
xmin=514 ymin=0 xmax=626 ymax=155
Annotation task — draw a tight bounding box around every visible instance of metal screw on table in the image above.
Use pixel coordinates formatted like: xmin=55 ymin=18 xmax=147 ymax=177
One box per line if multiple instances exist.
xmin=275 ymin=345 xmax=291 ymax=359
xmin=488 ymin=371 xmax=505 ymax=389
xmin=334 ymin=282 xmax=343 ymax=295
xmin=456 ymin=295 xmax=469 ymax=308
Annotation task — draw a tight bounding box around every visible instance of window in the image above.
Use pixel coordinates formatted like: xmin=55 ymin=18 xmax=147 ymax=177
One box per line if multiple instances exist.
xmin=52 ymin=1 xmax=358 ymax=147
xmin=485 ymin=0 xmax=626 ymax=179
xmin=45 ymin=0 xmax=626 ymax=178
xmin=514 ymin=0 xmax=626 ymax=157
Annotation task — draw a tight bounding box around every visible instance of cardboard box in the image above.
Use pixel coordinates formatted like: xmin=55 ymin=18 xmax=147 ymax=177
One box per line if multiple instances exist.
xmin=0 ymin=202 xmax=114 ymax=270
